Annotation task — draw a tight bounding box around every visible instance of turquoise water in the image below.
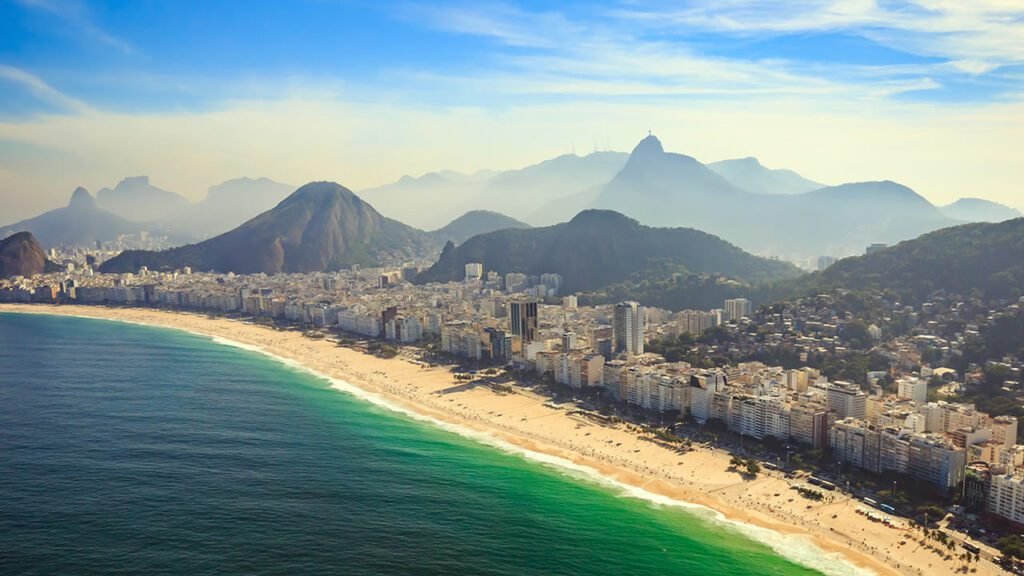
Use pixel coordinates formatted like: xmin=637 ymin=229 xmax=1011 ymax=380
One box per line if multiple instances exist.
xmin=0 ymin=312 xmax=830 ymax=575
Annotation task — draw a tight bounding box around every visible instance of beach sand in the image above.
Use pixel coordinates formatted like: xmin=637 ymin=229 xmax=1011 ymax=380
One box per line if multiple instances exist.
xmin=1 ymin=304 xmax=1003 ymax=576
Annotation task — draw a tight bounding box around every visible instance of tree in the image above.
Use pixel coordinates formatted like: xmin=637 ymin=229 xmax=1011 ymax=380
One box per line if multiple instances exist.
xmin=745 ymin=460 xmax=761 ymax=477
xmin=843 ymin=320 xmax=873 ymax=350
xmin=997 ymin=535 xmax=1024 ymax=560
xmin=917 ymin=504 xmax=945 ymax=522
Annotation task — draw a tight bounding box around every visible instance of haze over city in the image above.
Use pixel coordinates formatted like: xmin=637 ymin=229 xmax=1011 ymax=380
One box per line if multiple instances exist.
xmin=5 ymin=3 xmax=1024 ymax=576
xmin=2 ymin=0 xmax=1024 ymax=224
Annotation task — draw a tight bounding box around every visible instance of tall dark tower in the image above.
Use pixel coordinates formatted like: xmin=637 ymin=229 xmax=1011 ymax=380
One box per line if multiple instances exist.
xmin=509 ymin=298 xmax=539 ymax=344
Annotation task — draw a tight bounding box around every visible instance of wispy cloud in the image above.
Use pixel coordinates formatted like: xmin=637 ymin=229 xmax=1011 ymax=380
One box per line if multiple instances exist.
xmin=404 ymin=2 xmax=578 ymax=48
xmin=1 ymin=0 xmax=1022 ymax=222
xmin=613 ymin=1 xmax=1024 ymax=73
xmin=16 ymin=0 xmax=133 ymax=54
xmin=402 ymin=2 xmax=950 ymax=102
xmin=0 ymin=65 xmax=92 ymax=113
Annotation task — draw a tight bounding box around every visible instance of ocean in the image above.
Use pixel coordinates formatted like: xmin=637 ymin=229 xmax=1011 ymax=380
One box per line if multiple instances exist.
xmin=0 ymin=312 xmax=837 ymax=575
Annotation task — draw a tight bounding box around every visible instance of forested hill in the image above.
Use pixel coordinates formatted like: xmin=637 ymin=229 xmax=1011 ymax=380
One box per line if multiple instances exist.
xmin=777 ymin=218 xmax=1024 ymax=304
xmin=416 ymin=209 xmax=802 ymax=298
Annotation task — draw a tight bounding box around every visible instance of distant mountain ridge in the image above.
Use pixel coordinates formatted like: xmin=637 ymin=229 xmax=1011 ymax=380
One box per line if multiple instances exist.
xmin=360 ymin=151 xmax=627 ymax=229
xmin=97 ymin=176 xmax=190 ymax=222
xmin=4 ymin=177 xmax=299 ymax=246
xmin=100 ymin=182 xmax=439 ymax=274
xmin=161 ymin=177 xmax=296 ymax=239
xmin=0 ymin=232 xmax=58 ymax=278
xmin=0 ymin=188 xmax=144 ymax=248
xmin=941 ymin=198 xmax=1021 ymax=223
xmin=9 ymin=137 xmax=1015 ymax=261
xmin=358 ymin=171 xmax=486 ymax=230
xmin=708 ymin=157 xmax=824 ymax=195
xmin=592 ymin=134 xmax=746 ymax=213
xmin=468 ymin=152 xmax=627 ymax=224
xmin=587 ymin=135 xmax=958 ymax=257
xmin=431 ymin=210 xmax=531 ymax=246
xmin=416 ymin=209 xmax=801 ymax=297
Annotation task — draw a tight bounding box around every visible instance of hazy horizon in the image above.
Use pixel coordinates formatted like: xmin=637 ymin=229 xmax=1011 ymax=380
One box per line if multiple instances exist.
xmin=2 ymin=1 xmax=1023 ymax=224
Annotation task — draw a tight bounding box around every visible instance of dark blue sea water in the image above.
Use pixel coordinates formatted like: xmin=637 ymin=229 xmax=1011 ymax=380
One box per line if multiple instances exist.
xmin=0 ymin=312 xmax=832 ymax=575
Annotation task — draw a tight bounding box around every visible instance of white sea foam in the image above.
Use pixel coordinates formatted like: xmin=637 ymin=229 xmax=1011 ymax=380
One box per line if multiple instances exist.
xmin=3 ymin=309 xmax=873 ymax=576
xmin=205 ymin=334 xmax=875 ymax=576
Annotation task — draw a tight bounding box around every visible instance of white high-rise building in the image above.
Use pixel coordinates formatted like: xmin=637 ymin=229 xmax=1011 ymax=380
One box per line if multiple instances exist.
xmin=613 ymin=301 xmax=644 ymax=356
xmin=539 ymin=273 xmax=563 ymax=295
xmin=992 ymin=416 xmax=1019 ymax=447
xmin=827 ymin=382 xmax=867 ymax=420
xmin=505 ymin=272 xmax=527 ymax=293
xmin=908 ymin=435 xmax=966 ymax=492
xmin=561 ymin=330 xmax=577 ymax=351
xmin=464 ymin=263 xmax=483 ymax=283
xmin=989 ymin=469 xmax=1024 ymax=525
xmin=724 ymin=298 xmax=752 ymax=322
xmin=678 ymin=309 xmax=721 ymax=336
xmin=897 ymin=377 xmax=928 ymax=405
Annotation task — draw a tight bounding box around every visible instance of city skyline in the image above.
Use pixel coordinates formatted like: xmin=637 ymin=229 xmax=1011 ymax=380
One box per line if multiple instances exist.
xmin=6 ymin=3 xmax=1024 ymax=575
xmin=2 ymin=0 xmax=1023 ymax=223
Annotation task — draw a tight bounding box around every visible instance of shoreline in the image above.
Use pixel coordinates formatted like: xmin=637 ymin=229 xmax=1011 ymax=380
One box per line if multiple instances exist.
xmin=1 ymin=304 xmax=983 ymax=576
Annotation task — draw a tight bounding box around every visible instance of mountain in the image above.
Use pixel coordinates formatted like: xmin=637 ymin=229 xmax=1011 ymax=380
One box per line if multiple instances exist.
xmin=0 ymin=188 xmax=144 ymax=248
xmin=708 ymin=157 xmax=824 ymax=195
xmin=526 ymin=186 xmax=603 ymax=227
xmin=97 ymin=176 xmax=189 ymax=222
xmin=592 ymin=135 xmax=745 ymax=221
xmin=784 ymin=217 xmax=1024 ymax=303
xmin=471 ymin=152 xmax=627 ymax=224
xmin=782 ymin=181 xmax=953 ymax=255
xmin=161 ymin=177 xmax=296 ymax=239
xmin=431 ymin=210 xmax=531 ymax=246
xmin=416 ymin=209 xmax=801 ymax=303
xmin=359 ymin=152 xmax=628 ymax=229
xmin=0 ymin=232 xmax=58 ymax=278
xmin=99 ymin=181 xmax=439 ymax=274
xmin=941 ymin=198 xmax=1022 ymax=223
xmin=589 ymin=135 xmax=749 ymax=235
xmin=587 ymin=135 xmax=957 ymax=257
xmin=358 ymin=171 xmax=489 ymax=230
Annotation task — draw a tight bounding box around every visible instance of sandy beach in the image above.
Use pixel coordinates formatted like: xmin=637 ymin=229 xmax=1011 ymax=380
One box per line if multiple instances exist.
xmin=1 ymin=304 xmax=1002 ymax=576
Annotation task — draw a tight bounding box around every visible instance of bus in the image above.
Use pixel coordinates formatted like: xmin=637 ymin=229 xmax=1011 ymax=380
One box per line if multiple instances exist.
xmin=809 ymin=477 xmax=837 ymax=491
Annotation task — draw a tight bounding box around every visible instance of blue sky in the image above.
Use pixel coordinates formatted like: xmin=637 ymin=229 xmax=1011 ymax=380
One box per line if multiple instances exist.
xmin=1 ymin=0 xmax=1023 ymax=221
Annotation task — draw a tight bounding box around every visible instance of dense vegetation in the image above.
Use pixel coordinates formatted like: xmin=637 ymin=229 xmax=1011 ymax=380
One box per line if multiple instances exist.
xmin=649 ymin=326 xmax=892 ymax=385
xmin=646 ymin=332 xmax=718 ymax=368
xmin=954 ymin=313 xmax=1024 ymax=424
xmin=777 ymin=218 xmax=1024 ymax=304
xmin=417 ymin=209 xmax=801 ymax=303
xmin=577 ymin=267 xmax=760 ymax=311
xmin=998 ymin=535 xmax=1024 ymax=560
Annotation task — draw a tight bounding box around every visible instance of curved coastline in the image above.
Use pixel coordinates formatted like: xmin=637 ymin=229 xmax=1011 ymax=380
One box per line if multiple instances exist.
xmin=2 ymin=304 xmax=944 ymax=576
xmin=207 ymin=336 xmax=870 ymax=576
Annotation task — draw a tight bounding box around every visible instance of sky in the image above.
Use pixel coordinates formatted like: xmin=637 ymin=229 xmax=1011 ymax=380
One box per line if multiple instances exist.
xmin=1 ymin=0 xmax=1023 ymax=224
